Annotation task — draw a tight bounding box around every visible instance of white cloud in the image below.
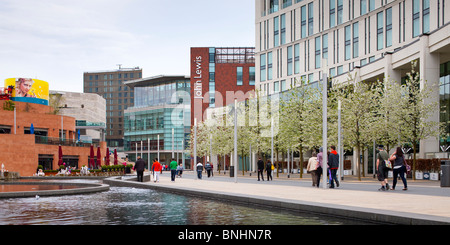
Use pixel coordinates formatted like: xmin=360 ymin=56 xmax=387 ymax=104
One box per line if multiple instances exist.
xmin=0 ymin=0 xmax=254 ymax=92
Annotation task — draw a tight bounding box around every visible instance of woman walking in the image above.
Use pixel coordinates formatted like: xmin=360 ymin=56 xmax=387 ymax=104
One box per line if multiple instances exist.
xmin=307 ymin=152 xmax=319 ymax=187
xmin=389 ymin=147 xmax=408 ymax=191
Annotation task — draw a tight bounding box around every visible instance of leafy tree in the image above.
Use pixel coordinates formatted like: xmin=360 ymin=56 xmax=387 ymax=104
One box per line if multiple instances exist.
xmin=332 ymin=74 xmax=379 ymax=181
xmin=279 ymin=80 xmax=322 ymax=178
xmin=396 ymin=61 xmax=442 ymax=179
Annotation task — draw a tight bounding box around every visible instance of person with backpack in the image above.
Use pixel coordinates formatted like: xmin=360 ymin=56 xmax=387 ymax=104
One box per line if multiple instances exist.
xmin=389 ymin=147 xmax=408 ymax=191
xmin=376 ymin=145 xmax=391 ymax=191
xmin=205 ymin=162 xmax=212 ymax=178
xmin=196 ymin=162 xmax=203 ymax=179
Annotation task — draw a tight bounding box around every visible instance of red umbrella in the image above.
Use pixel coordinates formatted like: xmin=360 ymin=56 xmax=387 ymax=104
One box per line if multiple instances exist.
xmin=97 ymin=147 xmax=101 ymax=169
xmin=114 ymin=149 xmax=118 ymax=165
xmin=105 ymin=147 xmax=110 ymax=166
xmin=58 ymin=145 xmax=63 ymax=166
xmin=89 ymin=145 xmax=95 ymax=169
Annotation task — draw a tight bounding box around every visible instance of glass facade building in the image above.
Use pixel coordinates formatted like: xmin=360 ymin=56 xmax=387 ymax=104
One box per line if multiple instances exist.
xmin=123 ymin=76 xmax=191 ymax=166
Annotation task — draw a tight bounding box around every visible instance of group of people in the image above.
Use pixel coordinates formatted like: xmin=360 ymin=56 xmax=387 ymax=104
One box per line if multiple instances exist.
xmin=134 ymin=156 xmax=184 ymax=183
xmin=134 ymin=144 xmax=409 ymax=191
xmin=306 ymin=144 xmax=408 ymax=191
xmin=376 ymin=145 xmax=408 ymax=191
xmin=195 ymin=162 xmax=214 ymax=179
xmin=256 ymin=158 xmax=274 ymax=181
xmin=306 ymin=146 xmax=340 ymax=188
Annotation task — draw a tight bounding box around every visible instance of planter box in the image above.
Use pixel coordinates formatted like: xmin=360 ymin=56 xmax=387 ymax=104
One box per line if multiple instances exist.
xmin=430 ymin=172 xmax=439 ymax=181
xmin=415 ymin=171 xmax=423 ymax=180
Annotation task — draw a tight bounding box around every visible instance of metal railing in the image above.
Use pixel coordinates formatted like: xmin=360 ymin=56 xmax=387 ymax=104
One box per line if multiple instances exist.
xmin=35 ymin=135 xmax=99 ymax=148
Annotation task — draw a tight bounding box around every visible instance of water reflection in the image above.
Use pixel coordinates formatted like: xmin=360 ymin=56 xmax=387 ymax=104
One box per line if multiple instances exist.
xmin=0 ymin=186 xmax=369 ymax=225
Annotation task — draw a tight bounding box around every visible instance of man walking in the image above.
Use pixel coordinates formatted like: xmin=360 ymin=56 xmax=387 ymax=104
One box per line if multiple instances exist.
xmin=257 ymin=157 xmax=264 ymax=181
xmin=170 ymin=158 xmax=177 ymax=182
xmin=134 ymin=156 xmax=146 ymax=182
xmin=376 ymin=145 xmax=390 ymax=191
xmin=205 ymin=162 xmax=212 ymax=178
xmin=196 ymin=162 xmax=203 ymax=179
xmin=152 ymin=158 xmax=162 ymax=183
xmin=328 ymin=146 xmax=340 ymax=188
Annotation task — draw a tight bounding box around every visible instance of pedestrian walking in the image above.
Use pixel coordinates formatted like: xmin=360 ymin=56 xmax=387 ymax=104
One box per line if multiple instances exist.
xmin=266 ymin=160 xmax=273 ymax=181
xmin=170 ymin=158 xmax=177 ymax=182
xmin=134 ymin=156 xmax=146 ymax=182
xmin=328 ymin=146 xmax=340 ymax=188
xmin=257 ymin=157 xmax=264 ymax=181
xmin=307 ymin=152 xmax=319 ymax=187
xmin=376 ymin=145 xmax=390 ymax=191
xmin=316 ymin=147 xmax=324 ymax=188
xmin=152 ymin=158 xmax=162 ymax=182
xmin=205 ymin=162 xmax=212 ymax=178
xmin=389 ymin=147 xmax=408 ymax=191
xmin=196 ymin=162 xmax=203 ymax=179
xmin=177 ymin=163 xmax=183 ymax=178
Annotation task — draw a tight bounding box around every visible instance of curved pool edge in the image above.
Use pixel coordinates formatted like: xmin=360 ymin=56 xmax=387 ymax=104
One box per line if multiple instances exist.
xmin=0 ymin=181 xmax=110 ymax=198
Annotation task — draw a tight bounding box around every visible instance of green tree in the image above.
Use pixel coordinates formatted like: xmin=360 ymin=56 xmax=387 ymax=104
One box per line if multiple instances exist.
xmin=332 ymin=74 xmax=380 ymax=181
xmin=396 ymin=61 xmax=441 ymax=180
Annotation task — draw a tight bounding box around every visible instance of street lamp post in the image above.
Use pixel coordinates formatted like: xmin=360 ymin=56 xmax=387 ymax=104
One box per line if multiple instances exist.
xmin=172 ymin=128 xmax=174 ymax=158
xmin=322 ymin=59 xmax=328 ymax=189
xmin=338 ymin=100 xmax=343 ymax=180
xmin=194 ymin=118 xmax=197 ymax=179
xmin=234 ymin=100 xmax=238 ymax=183
xmin=271 ymin=117 xmax=274 ymax=177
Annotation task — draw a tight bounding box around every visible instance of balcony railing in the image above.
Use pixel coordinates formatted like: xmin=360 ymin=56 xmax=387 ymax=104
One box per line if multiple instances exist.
xmin=35 ymin=135 xmax=99 ymax=148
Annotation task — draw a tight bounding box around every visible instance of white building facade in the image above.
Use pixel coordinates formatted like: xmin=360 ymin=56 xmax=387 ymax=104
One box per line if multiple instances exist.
xmin=255 ymin=0 xmax=450 ymax=160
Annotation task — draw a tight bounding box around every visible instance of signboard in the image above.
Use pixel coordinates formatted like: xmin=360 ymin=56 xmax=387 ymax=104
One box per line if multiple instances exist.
xmin=4 ymin=78 xmax=49 ymax=105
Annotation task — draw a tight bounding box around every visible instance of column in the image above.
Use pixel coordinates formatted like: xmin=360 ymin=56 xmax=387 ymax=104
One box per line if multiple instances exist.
xmin=419 ymin=34 xmax=441 ymax=157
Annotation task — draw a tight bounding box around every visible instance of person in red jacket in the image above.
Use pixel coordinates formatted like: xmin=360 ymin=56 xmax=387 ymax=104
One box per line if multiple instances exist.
xmin=328 ymin=146 xmax=340 ymax=188
xmin=152 ymin=158 xmax=162 ymax=183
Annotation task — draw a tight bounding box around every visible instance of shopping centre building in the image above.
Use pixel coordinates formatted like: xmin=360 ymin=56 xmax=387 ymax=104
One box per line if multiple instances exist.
xmin=255 ymin=0 xmax=450 ymax=162
xmin=191 ymin=47 xmax=256 ymax=125
xmin=123 ymin=75 xmax=191 ymax=167
xmin=0 ymin=79 xmax=107 ymax=177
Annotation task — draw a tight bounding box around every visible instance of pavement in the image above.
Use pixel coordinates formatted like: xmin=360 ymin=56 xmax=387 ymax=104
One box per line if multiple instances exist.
xmin=104 ymin=170 xmax=450 ymax=225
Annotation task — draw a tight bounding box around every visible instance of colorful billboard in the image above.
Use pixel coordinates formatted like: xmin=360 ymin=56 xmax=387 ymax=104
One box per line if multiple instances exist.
xmin=4 ymin=78 xmax=49 ymax=105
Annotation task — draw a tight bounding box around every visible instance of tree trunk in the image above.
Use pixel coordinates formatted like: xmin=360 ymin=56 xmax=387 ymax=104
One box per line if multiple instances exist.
xmin=299 ymin=144 xmax=304 ymax=178
xmin=356 ymin=145 xmax=361 ymax=181
xmin=413 ymin=142 xmax=417 ymax=181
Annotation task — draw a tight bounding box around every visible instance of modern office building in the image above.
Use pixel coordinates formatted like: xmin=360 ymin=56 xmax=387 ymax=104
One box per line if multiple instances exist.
xmin=50 ymin=91 xmax=106 ymax=144
xmin=83 ymin=66 xmax=142 ymax=148
xmin=123 ymin=75 xmax=191 ymax=167
xmin=191 ymin=47 xmax=256 ymax=125
xmin=255 ymin=0 xmax=450 ymax=158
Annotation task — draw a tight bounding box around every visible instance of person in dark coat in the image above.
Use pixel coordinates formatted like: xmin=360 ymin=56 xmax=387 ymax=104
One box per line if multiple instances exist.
xmin=266 ymin=160 xmax=273 ymax=181
xmin=328 ymin=146 xmax=340 ymax=188
xmin=134 ymin=156 xmax=146 ymax=182
xmin=257 ymin=157 xmax=264 ymax=181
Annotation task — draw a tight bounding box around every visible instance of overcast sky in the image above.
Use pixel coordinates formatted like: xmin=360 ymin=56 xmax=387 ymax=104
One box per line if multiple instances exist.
xmin=0 ymin=0 xmax=255 ymax=93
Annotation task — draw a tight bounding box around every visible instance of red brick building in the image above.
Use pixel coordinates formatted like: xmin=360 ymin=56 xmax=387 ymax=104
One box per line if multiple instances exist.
xmin=0 ymin=100 xmax=107 ymax=176
xmin=190 ymin=47 xmax=255 ymax=125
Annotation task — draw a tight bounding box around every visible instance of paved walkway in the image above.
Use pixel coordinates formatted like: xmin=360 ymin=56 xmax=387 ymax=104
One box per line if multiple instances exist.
xmin=105 ymin=170 xmax=450 ymax=225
